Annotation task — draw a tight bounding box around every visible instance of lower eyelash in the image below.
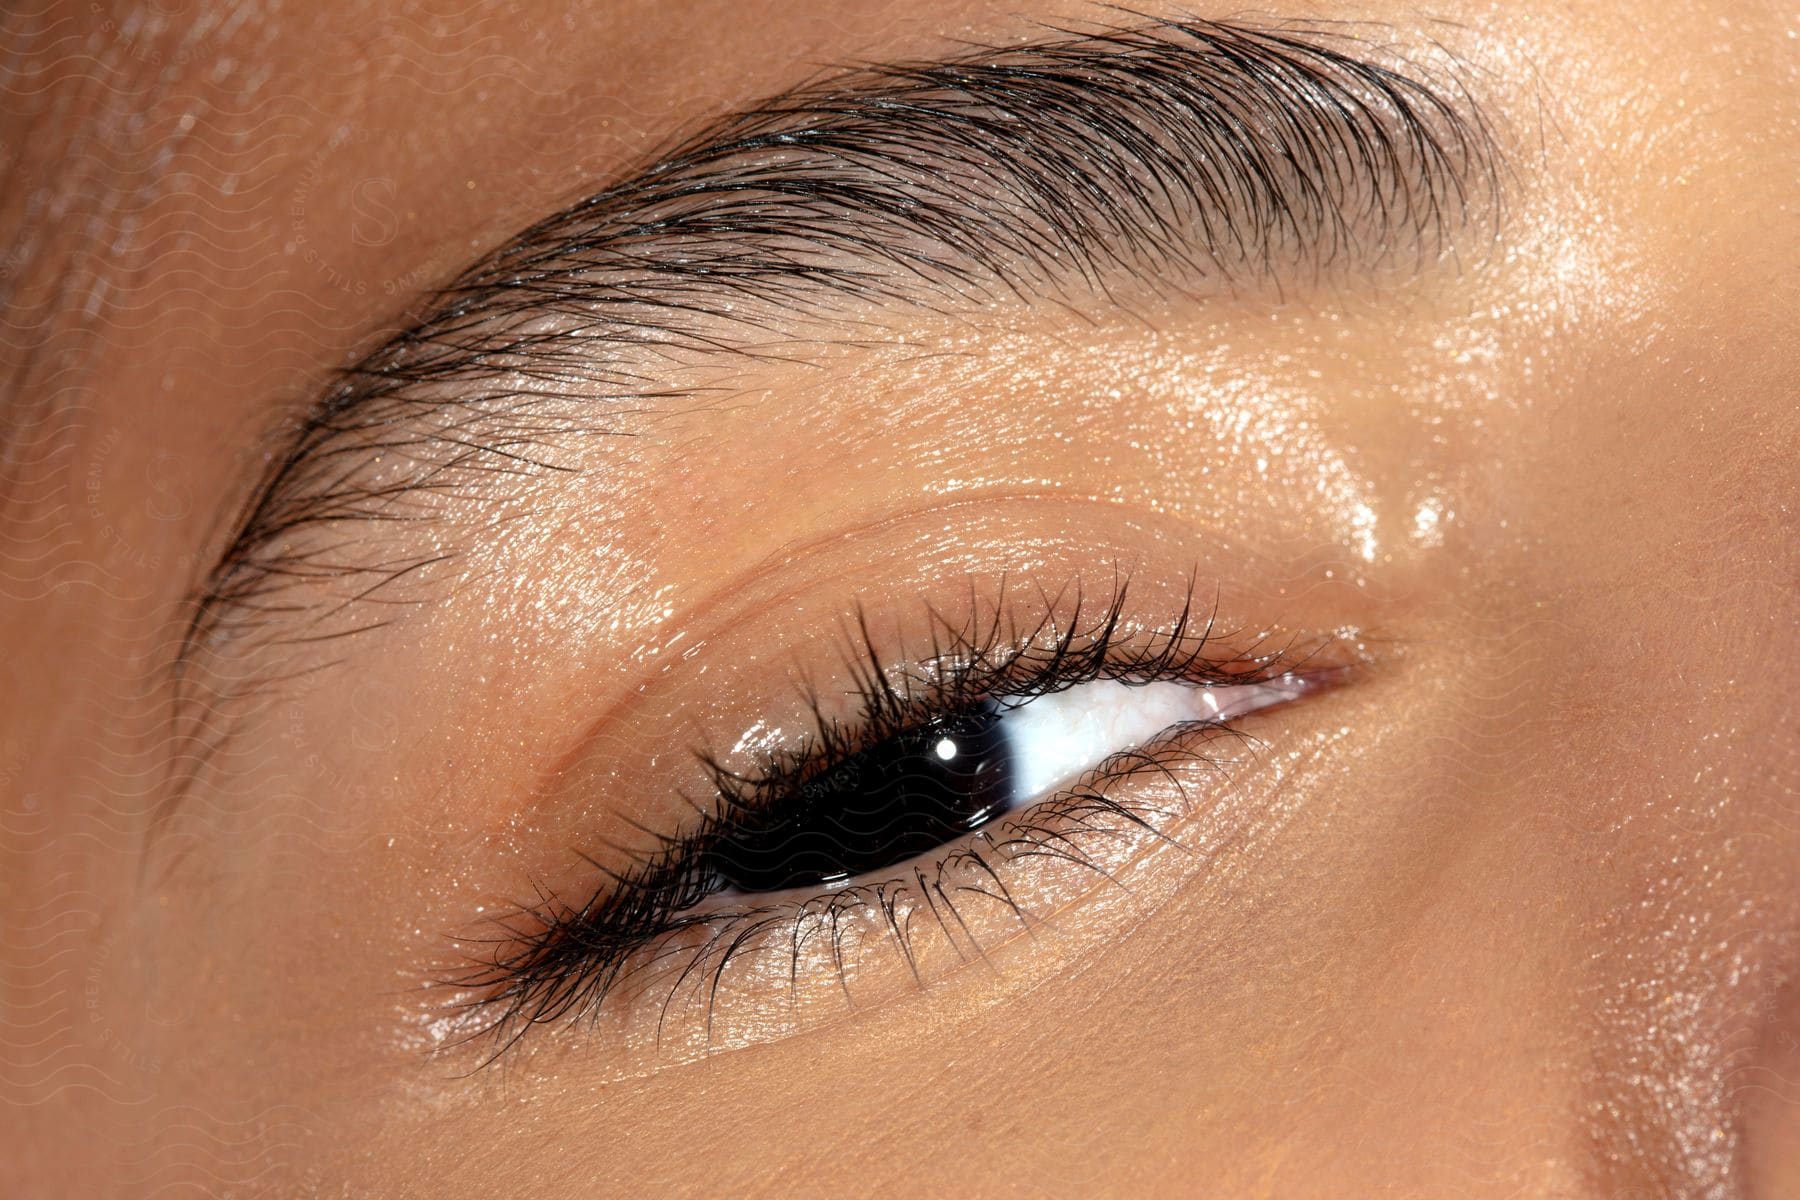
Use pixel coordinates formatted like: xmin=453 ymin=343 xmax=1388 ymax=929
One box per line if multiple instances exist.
xmin=448 ymin=716 xmax=1260 ymax=1060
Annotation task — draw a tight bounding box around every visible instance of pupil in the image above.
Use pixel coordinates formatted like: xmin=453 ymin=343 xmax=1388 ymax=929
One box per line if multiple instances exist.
xmin=702 ymin=704 xmax=1015 ymax=893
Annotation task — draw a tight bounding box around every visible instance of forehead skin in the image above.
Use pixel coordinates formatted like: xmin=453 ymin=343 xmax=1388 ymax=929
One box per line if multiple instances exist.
xmin=2 ymin=1 xmax=1797 ymax=1197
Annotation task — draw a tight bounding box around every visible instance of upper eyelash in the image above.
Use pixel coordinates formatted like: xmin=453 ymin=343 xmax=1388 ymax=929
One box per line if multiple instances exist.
xmin=443 ymin=574 xmax=1323 ymax=1059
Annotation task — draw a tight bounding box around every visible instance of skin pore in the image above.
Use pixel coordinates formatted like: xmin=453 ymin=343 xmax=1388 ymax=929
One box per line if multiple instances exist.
xmin=2 ymin=0 xmax=1796 ymax=1196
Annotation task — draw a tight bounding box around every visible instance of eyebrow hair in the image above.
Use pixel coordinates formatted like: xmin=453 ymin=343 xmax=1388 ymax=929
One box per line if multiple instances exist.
xmin=176 ymin=16 xmax=1498 ymax=706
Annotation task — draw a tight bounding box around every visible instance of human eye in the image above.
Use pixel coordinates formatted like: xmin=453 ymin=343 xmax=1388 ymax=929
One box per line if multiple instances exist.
xmin=448 ymin=577 xmax=1352 ymax=1062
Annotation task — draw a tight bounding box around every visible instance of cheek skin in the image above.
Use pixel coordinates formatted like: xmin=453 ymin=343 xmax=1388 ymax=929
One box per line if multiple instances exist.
xmin=1748 ymin=975 xmax=1800 ymax=1195
xmin=1486 ymin=6 xmax=1800 ymax=1188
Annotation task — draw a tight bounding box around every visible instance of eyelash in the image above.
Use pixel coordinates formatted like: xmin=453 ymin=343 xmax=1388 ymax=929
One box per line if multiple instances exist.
xmin=447 ymin=577 xmax=1325 ymax=1059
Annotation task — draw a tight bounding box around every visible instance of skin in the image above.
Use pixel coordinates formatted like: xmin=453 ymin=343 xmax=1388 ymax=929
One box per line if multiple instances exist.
xmin=2 ymin=0 xmax=1796 ymax=1195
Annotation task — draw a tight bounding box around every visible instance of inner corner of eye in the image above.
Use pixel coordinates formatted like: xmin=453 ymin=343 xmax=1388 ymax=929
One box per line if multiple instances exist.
xmin=998 ymin=675 xmax=1300 ymax=801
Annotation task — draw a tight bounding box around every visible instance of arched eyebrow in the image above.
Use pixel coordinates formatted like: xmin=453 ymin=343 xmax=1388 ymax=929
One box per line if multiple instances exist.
xmin=181 ymin=17 xmax=1500 ymax=691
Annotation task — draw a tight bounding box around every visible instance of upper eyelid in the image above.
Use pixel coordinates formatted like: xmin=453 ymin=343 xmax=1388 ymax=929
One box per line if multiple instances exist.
xmin=173 ymin=18 xmax=1502 ymax=727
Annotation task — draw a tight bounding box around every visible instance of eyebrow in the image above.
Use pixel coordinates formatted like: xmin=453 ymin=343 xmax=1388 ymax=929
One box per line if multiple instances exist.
xmin=177 ymin=16 xmax=1499 ymax=700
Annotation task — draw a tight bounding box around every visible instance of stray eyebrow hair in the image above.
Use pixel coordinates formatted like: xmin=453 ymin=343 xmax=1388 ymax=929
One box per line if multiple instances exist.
xmin=177 ymin=17 xmax=1498 ymax=703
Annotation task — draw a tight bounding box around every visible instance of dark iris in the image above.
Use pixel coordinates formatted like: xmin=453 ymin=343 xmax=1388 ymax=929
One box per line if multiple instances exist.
xmin=700 ymin=703 xmax=1017 ymax=893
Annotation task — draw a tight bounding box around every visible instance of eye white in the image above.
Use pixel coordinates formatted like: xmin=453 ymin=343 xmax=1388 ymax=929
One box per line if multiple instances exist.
xmin=997 ymin=676 xmax=1306 ymax=807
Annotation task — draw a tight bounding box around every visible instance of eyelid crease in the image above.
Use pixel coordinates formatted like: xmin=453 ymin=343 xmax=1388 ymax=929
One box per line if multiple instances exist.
xmin=529 ymin=493 xmax=1287 ymax=801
